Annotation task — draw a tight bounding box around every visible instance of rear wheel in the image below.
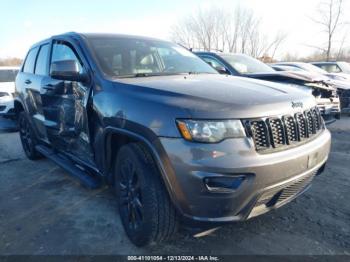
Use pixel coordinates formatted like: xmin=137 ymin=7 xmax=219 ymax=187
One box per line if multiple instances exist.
xmin=114 ymin=143 xmax=178 ymax=246
xmin=19 ymin=112 xmax=42 ymax=160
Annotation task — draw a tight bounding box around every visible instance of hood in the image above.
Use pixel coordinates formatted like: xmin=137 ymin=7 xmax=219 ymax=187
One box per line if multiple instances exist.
xmin=328 ymin=79 xmax=350 ymax=90
xmin=114 ymin=74 xmax=316 ymax=119
xmin=246 ymin=71 xmax=335 ymax=91
xmin=281 ymin=71 xmax=330 ymax=82
xmin=327 ymin=73 xmax=350 ymax=81
xmin=246 ymin=71 xmax=326 ymax=81
xmin=280 ymin=71 xmax=350 ymax=91
xmin=0 ymin=82 xmax=15 ymax=93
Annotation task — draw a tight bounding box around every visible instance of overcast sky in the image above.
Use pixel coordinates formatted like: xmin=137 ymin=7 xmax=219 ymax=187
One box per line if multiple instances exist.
xmin=1 ymin=0 xmax=349 ymax=59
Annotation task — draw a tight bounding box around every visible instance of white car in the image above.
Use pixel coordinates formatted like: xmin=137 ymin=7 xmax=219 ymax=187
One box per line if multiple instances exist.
xmin=0 ymin=66 xmax=19 ymax=118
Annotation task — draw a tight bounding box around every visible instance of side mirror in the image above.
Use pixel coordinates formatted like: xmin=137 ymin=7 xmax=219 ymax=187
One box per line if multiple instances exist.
xmin=50 ymin=60 xmax=87 ymax=82
xmin=215 ymin=66 xmax=229 ymax=75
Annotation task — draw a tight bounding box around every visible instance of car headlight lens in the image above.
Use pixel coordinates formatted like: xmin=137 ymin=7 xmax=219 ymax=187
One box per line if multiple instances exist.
xmin=176 ymin=119 xmax=246 ymax=143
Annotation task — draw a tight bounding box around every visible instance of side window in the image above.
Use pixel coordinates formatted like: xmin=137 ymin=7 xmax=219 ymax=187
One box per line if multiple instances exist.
xmin=35 ymin=44 xmax=50 ymax=75
xmin=23 ymin=47 xmax=39 ymax=73
xmin=202 ymin=56 xmax=225 ymax=69
xmin=331 ymin=65 xmax=342 ymax=73
xmin=51 ymin=42 xmax=83 ymax=72
xmin=321 ymin=64 xmax=341 ymax=73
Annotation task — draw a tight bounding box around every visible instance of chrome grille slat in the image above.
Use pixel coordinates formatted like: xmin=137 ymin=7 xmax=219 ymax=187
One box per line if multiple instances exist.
xmin=295 ymin=112 xmax=308 ymax=139
xmin=283 ymin=115 xmax=298 ymax=144
xmin=246 ymin=107 xmax=323 ymax=152
xmin=250 ymin=120 xmax=270 ymax=150
xmin=267 ymin=118 xmax=285 ymax=147
xmin=305 ymin=110 xmax=316 ymax=134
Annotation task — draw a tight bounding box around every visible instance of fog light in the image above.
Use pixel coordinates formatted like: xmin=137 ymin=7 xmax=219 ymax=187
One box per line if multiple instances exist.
xmin=204 ymin=176 xmax=245 ymax=192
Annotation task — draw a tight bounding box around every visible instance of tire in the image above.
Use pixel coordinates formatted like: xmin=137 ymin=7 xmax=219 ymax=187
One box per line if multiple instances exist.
xmin=114 ymin=143 xmax=178 ymax=246
xmin=18 ymin=112 xmax=42 ymax=160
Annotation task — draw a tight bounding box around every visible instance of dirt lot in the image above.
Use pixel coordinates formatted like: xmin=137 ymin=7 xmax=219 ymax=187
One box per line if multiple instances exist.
xmin=0 ymin=118 xmax=349 ymax=255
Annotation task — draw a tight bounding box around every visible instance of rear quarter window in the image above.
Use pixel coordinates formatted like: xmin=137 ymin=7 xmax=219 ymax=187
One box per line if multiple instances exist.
xmin=23 ymin=47 xmax=39 ymax=73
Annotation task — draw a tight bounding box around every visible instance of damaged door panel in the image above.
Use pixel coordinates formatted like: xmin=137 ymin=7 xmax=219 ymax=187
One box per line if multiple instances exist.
xmin=40 ymin=40 xmax=94 ymax=165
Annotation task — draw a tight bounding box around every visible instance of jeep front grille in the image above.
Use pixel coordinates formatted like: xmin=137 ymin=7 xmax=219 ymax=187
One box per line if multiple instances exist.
xmin=245 ymin=107 xmax=323 ymax=153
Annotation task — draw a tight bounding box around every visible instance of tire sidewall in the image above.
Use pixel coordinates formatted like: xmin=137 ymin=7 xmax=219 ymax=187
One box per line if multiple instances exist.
xmin=19 ymin=112 xmax=40 ymax=160
xmin=114 ymin=145 xmax=159 ymax=246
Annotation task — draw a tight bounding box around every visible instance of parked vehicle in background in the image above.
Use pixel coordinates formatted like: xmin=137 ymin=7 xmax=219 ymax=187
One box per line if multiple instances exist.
xmin=273 ymin=62 xmax=349 ymax=81
xmin=311 ymin=61 xmax=350 ymax=80
xmin=272 ymin=65 xmax=304 ymax=72
xmin=15 ymin=32 xmax=331 ymax=247
xmin=0 ymin=66 xmax=19 ymax=119
xmin=195 ymin=52 xmax=341 ymax=123
xmin=272 ymin=62 xmax=350 ymax=113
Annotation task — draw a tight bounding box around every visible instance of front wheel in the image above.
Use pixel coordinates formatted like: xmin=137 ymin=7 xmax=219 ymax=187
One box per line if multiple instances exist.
xmin=18 ymin=112 xmax=42 ymax=160
xmin=114 ymin=143 xmax=178 ymax=246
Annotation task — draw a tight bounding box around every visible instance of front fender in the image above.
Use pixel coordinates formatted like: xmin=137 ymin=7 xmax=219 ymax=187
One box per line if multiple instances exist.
xmin=100 ymin=126 xmax=187 ymax=216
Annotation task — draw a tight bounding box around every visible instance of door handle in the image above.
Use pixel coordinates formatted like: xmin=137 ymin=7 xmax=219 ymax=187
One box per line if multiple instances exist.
xmin=24 ymin=79 xmax=32 ymax=84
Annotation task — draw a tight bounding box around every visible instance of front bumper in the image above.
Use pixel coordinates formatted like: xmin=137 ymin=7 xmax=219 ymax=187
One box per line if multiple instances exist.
xmin=159 ymin=129 xmax=331 ymax=223
xmin=339 ymin=89 xmax=350 ymax=113
xmin=0 ymin=95 xmax=15 ymax=116
xmin=316 ymin=97 xmax=341 ymax=124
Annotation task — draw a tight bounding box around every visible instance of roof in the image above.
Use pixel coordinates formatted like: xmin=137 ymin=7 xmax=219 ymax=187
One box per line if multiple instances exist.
xmin=311 ymin=61 xmax=340 ymax=64
xmin=78 ymin=32 xmax=169 ymax=42
xmin=274 ymin=62 xmax=306 ymax=66
xmin=29 ymin=32 xmax=171 ymax=50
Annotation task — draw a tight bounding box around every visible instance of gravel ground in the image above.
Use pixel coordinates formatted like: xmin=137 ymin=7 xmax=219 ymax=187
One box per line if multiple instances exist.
xmin=0 ymin=118 xmax=349 ymax=255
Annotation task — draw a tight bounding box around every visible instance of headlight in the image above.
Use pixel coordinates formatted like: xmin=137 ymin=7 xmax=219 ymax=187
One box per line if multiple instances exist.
xmin=176 ymin=119 xmax=246 ymax=143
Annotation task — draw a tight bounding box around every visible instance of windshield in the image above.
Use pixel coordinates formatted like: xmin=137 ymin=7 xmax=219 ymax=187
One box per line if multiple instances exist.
xmin=220 ymin=54 xmax=275 ymax=74
xmin=87 ymin=37 xmax=217 ymax=78
xmin=299 ymin=63 xmax=328 ymax=74
xmin=0 ymin=69 xmax=18 ymax=82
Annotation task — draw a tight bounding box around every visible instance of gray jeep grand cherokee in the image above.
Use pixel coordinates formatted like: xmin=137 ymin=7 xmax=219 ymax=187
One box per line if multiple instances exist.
xmin=15 ymin=33 xmax=331 ymax=246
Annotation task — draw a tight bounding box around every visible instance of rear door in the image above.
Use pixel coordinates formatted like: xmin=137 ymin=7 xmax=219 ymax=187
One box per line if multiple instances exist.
xmin=16 ymin=45 xmax=49 ymax=141
xmin=40 ymin=39 xmax=94 ymax=164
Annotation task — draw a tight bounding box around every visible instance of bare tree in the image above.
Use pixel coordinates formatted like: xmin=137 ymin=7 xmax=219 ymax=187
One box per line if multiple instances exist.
xmin=171 ymin=7 xmax=226 ymax=51
xmin=171 ymin=6 xmax=287 ymax=59
xmin=310 ymin=0 xmax=344 ymax=61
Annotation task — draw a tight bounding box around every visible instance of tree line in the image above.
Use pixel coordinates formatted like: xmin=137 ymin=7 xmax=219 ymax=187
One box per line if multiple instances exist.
xmin=0 ymin=57 xmax=23 ymax=66
xmin=171 ymin=0 xmax=349 ymax=62
xmin=171 ymin=6 xmax=287 ymax=60
xmin=0 ymin=0 xmax=349 ymax=66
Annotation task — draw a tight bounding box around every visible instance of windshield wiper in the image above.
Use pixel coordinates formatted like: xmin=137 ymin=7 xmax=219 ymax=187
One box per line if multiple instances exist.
xmin=117 ymin=73 xmax=158 ymax=78
xmin=116 ymin=72 xmax=216 ymax=78
xmin=187 ymin=71 xmax=216 ymax=75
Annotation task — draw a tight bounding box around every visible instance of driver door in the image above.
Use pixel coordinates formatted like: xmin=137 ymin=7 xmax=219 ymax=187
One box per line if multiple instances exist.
xmin=40 ymin=40 xmax=94 ymax=165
